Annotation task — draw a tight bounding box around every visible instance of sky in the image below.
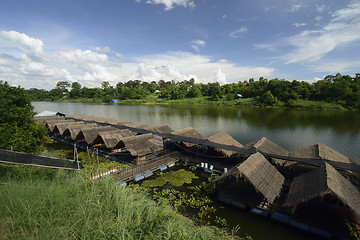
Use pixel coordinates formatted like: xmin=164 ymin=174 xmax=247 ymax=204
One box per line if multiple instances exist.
xmin=1 ymin=0 xmax=360 ymax=90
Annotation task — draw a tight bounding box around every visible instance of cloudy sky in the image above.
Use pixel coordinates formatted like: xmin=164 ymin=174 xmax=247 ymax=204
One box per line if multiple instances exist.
xmin=1 ymin=0 xmax=360 ymax=89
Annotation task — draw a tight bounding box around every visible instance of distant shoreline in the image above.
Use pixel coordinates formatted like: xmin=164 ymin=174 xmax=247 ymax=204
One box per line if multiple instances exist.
xmin=37 ymin=96 xmax=347 ymax=111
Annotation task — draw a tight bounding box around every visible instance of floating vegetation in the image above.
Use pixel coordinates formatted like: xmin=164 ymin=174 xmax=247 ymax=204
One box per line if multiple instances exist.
xmin=141 ymin=169 xmax=198 ymax=187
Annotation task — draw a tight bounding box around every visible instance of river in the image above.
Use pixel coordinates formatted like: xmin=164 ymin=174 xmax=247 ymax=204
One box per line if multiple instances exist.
xmin=32 ymin=101 xmax=360 ymax=240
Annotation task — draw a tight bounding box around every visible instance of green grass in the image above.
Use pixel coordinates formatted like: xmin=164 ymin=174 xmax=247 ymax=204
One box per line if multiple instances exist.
xmin=56 ymin=95 xmax=347 ymax=110
xmin=286 ymin=99 xmax=345 ymax=110
xmin=0 ymin=170 xmax=238 ymax=240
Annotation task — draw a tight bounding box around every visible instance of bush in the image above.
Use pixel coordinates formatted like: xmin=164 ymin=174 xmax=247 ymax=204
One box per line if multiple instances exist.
xmin=0 ymin=81 xmax=47 ymax=153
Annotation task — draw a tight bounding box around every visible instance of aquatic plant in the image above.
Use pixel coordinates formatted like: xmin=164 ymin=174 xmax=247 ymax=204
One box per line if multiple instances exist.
xmin=141 ymin=169 xmax=198 ymax=187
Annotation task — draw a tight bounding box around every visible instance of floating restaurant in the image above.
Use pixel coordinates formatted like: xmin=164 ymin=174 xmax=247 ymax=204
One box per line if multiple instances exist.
xmin=35 ymin=113 xmax=360 ymax=239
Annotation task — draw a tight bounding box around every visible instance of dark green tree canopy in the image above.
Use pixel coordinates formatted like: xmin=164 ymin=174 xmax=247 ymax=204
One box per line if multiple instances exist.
xmin=0 ymin=81 xmax=47 ymax=153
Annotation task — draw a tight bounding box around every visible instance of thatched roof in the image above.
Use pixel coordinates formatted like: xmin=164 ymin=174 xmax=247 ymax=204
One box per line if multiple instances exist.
xmin=34 ymin=116 xmax=63 ymax=122
xmin=45 ymin=119 xmax=75 ymax=132
xmin=285 ymin=163 xmax=360 ymax=217
xmin=214 ymin=152 xmax=284 ymax=203
xmin=67 ymin=114 xmax=93 ymax=120
xmin=146 ymin=124 xmax=174 ymax=134
xmin=93 ymin=129 xmax=136 ymax=148
xmin=245 ymin=137 xmax=293 ymax=167
xmin=245 ymin=137 xmax=289 ymax=156
xmin=75 ymin=126 xmax=117 ymax=144
xmin=124 ymin=121 xmax=149 ymax=129
xmin=52 ymin=122 xmax=86 ymax=135
xmin=289 ymin=143 xmax=351 ymax=164
xmin=116 ymin=133 xmax=163 ymax=157
xmin=171 ymin=127 xmax=205 ymax=147
xmin=62 ymin=123 xmax=98 ymax=140
xmin=207 ymin=132 xmax=243 ymax=157
xmin=238 ymin=152 xmax=285 ymax=203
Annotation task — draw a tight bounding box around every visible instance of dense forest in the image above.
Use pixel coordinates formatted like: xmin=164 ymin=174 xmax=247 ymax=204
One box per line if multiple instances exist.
xmin=26 ymin=73 xmax=360 ymax=110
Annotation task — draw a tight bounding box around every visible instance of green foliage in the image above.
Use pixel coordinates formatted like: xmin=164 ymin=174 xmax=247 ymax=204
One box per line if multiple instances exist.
xmin=0 ymin=81 xmax=47 ymax=153
xmin=141 ymin=169 xmax=198 ymax=187
xmin=26 ymin=73 xmax=360 ymax=110
xmin=0 ymin=170 xmax=237 ymax=240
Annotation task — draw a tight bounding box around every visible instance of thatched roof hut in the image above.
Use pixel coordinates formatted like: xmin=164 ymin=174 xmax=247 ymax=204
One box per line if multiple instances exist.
xmin=146 ymin=124 xmax=174 ymax=134
xmin=75 ymin=126 xmax=117 ymax=144
xmin=115 ymin=133 xmax=163 ymax=157
xmin=45 ymin=119 xmax=75 ymax=132
xmin=245 ymin=137 xmax=293 ymax=167
xmin=93 ymin=129 xmax=136 ymax=148
xmin=52 ymin=122 xmax=87 ymax=135
xmin=215 ymin=152 xmax=285 ymax=204
xmin=289 ymin=143 xmax=351 ymax=164
xmin=245 ymin=137 xmax=289 ymax=156
xmin=207 ymin=132 xmax=243 ymax=157
xmin=62 ymin=123 xmax=98 ymax=140
xmin=171 ymin=127 xmax=205 ymax=147
xmin=285 ymin=163 xmax=360 ymax=217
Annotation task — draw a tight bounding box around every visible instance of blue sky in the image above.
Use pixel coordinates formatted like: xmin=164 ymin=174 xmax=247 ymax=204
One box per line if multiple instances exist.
xmin=0 ymin=0 xmax=360 ymax=89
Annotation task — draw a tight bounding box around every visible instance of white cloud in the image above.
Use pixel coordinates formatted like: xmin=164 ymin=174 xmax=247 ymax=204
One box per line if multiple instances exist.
xmin=287 ymin=4 xmax=302 ymax=12
xmin=90 ymin=46 xmax=125 ymax=61
xmin=189 ymin=39 xmax=206 ymax=52
xmin=314 ymin=15 xmax=323 ymax=22
xmin=315 ymin=4 xmax=326 ymax=13
xmin=282 ymin=1 xmax=360 ymax=64
xmin=293 ymin=23 xmax=307 ymax=27
xmin=0 ymin=31 xmax=275 ymax=89
xmin=214 ymin=69 xmax=227 ymax=85
xmin=255 ymin=1 xmax=360 ymax=73
xmin=230 ymin=27 xmax=248 ymax=38
xmin=0 ymin=30 xmax=45 ymax=62
xmin=144 ymin=0 xmax=195 ymax=11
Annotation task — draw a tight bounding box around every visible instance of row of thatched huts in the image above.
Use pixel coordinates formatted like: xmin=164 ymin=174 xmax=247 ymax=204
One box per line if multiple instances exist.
xmin=35 ymin=115 xmax=172 ymax=164
xmin=35 ymin=113 xmax=360 ymax=238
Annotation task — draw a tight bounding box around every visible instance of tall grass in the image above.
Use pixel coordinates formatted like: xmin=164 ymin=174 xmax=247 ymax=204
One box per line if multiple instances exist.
xmin=0 ymin=171 xmax=236 ymax=240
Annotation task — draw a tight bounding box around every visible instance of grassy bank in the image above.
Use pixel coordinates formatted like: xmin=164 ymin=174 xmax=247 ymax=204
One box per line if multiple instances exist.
xmin=0 ymin=167 xmax=237 ymax=240
xmin=56 ymin=94 xmax=346 ymax=110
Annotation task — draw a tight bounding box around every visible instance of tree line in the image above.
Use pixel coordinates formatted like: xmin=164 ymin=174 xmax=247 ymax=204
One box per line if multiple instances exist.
xmin=26 ymin=73 xmax=360 ymax=110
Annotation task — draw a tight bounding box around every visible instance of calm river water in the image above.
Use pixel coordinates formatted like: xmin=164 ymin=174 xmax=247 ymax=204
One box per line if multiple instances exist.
xmin=32 ymin=101 xmax=360 ymax=240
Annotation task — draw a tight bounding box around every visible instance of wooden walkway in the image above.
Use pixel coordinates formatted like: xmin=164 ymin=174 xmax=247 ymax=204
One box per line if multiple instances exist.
xmin=0 ymin=149 xmax=79 ymax=170
xmin=116 ymin=154 xmax=179 ymax=183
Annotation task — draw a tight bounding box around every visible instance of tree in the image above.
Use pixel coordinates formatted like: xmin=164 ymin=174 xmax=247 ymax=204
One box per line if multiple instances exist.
xmin=56 ymin=81 xmax=71 ymax=91
xmin=101 ymin=81 xmax=111 ymax=90
xmin=0 ymin=81 xmax=47 ymax=153
xmin=71 ymin=82 xmax=81 ymax=90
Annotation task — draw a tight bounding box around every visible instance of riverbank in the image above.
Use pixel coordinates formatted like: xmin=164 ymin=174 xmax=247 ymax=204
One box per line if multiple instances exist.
xmin=57 ymin=95 xmax=346 ymax=110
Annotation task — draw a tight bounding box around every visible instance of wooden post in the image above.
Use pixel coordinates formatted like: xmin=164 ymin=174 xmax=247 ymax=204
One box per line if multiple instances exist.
xmin=96 ymin=148 xmax=101 ymax=177
xmin=87 ymin=146 xmax=93 ymax=178
xmin=74 ymin=144 xmax=80 ymax=171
